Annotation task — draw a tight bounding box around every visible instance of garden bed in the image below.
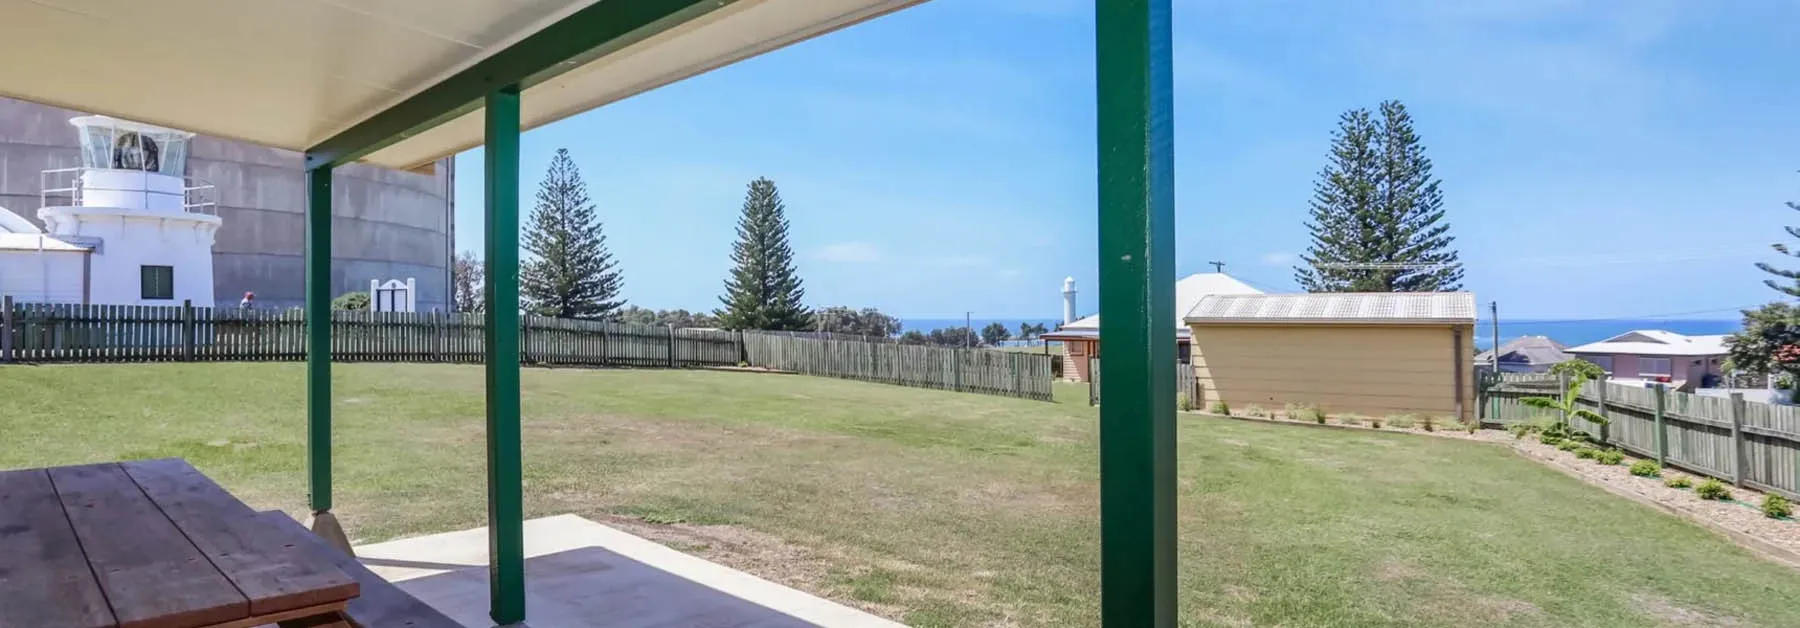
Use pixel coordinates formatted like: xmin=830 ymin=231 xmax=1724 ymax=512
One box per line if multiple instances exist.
xmin=1511 ymin=436 xmax=1800 ymax=569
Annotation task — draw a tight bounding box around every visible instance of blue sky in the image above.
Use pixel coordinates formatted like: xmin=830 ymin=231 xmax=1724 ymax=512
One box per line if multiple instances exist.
xmin=454 ymin=0 xmax=1800 ymax=320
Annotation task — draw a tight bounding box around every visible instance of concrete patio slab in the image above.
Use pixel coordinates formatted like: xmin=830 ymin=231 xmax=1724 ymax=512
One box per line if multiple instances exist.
xmin=350 ymin=514 xmax=906 ymax=628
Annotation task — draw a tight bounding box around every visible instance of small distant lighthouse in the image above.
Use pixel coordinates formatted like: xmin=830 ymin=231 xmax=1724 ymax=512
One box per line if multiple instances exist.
xmin=1062 ymin=276 xmax=1077 ymax=325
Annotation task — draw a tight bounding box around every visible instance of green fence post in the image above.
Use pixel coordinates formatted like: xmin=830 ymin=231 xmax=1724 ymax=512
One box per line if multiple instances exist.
xmin=1097 ymin=0 xmax=1178 ymax=623
xmin=483 ymin=86 xmax=526 ymax=626
xmin=181 ymin=300 xmax=194 ymax=362
xmin=2 ymin=295 xmax=13 ymax=363
xmin=1654 ymin=383 xmax=1668 ymax=466
xmin=1729 ymin=392 xmax=1745 ymax=487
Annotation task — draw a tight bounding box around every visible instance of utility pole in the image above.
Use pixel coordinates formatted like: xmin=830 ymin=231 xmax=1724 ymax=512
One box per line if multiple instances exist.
xmin=965 ymin=311 xmax=973 ymax=348
xmin=1490 ymin=301 xmax=1500 ymax=372
xmin=1208 ymin=261 xmax=1225 ymax=273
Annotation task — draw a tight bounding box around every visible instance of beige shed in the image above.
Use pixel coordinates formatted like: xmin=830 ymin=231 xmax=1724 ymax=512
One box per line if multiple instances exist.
xmin=1184 ymin=292 xmax=1478 ymax=422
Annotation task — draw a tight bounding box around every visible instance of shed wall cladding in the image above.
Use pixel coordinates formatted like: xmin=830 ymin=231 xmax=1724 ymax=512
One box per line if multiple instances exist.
xmin=1190 ymin=324 xmax=1475 ymax=421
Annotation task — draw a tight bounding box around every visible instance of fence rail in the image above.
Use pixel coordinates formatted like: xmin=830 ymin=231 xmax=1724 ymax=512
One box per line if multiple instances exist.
xmin=1482 ymin=372 xmax=1800 ymax=501
xmin=0 ymin=299 xmax=1053 ymax=402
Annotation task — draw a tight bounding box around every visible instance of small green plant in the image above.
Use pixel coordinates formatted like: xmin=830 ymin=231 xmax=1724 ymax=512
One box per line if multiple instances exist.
xmin=1556 ymin=439 xmax=1581 ymax=452
xmin=1204 ymin=399 xmax=1226 ymax=414
xmin=1595 ymin=449 xmax=1625 ymax=465
xmin=1507 ymin=423 xmax=1537 ymax=439
xmin=1520 ymin=372 xmax=1609 ymax=434
xmin=1574 ymin=447 xmax=1600 ymax=460
xmin=1665 ymin=476 xmax=1693 ymax=489
xmin=1629 ymin=460 xmax=1661 ymax=477
xmin=1762 ymin=494 xmax=1792 ymax=519
xmin=1421 ymin=415 xmax=1437 ymax=432
xmin=1337 ymin=414 xmax=1364 ymax=427
xmin=1695 ymin=478 xmax=1732 ymax=501
xmin=1243 ymin=404 xmax=1270 ymax=418
xmin=1464 ymin=419 xmax=1478 ymax=434
xmin=1387 ymin=414 xmax=1416 ymax=429
xmin=1539 ymin=433 xmax=1566 ymax=447
xmin=1368 ymin=417 xmax=1383 ymax=429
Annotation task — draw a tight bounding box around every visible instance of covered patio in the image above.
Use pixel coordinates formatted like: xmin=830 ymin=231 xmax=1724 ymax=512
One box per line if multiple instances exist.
xmin=0 ymin=0 xmax=1182 ymax=625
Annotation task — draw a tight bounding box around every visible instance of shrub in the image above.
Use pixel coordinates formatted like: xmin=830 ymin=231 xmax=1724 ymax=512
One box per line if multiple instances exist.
xmin=1507 ymin=423 xmax=1537 ymax=440
xmin=1539 ymin=433 xmax=1566 ymax=447
xmin=1665 ymin=476 xmax=1693 ymax=489
xmin=1696 ymin=478 xmax=1732 ymax=501
xmin=1286 ymin=403 xmax=1325 ymax=424
xmin=1387 ymin=414 xmax=1417 ymax=429
xmin=1337 ymin=414 xmax=1363 ymax=427
xmin=1243 ymin=404 xmax=1270 ymax=418
xmin=1574 ymin=447 xmax=1600 ymax=460
xmin=1420 ymin=415 xmax=1437 ymax=432
xmin=1556 ymin=439 xmax=1581 ymax=452
xmin=1464 ymin=419 xmax=1479 ymax=434
xmin=1203 ymin=399 xmax=1225 ymax=415
xmin=1595 ymin=449 xmax=1625 ymax=465
xmin=1762 ymin=494 xmax=1793 ymax=519
xmin=1368 ymin=417 xmax=1383 ymax=429
xmin=1629 ymin=460 xmax=1661 ymax=477
xmin=331 ymin=291 xmax=370 ymax=311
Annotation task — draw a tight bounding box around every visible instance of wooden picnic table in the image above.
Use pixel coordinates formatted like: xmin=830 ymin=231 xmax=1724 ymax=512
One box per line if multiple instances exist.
xmin=0 ymin=458 xmax=360 ymax=628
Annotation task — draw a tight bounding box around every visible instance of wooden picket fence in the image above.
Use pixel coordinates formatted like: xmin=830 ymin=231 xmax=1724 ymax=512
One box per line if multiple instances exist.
xmin=742 ymin=332 xmax=1053 ymax=401
xmin=0 ymin=298 xmax=1052 ymax=402
xmin=1483 ymin=372 xmax=1800 ymax=501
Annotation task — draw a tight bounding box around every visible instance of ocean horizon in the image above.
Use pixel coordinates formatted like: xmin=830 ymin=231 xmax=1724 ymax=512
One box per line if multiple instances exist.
xmin=899 ymin=317 xmax=1742 ymax=350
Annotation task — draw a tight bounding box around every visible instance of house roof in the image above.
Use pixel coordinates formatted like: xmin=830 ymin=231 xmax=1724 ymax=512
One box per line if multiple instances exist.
xmin=1184 ymin=292 xmax=1477 ymax=325
xmin=1062 ymin=273 xmax=1262 ymax=331
xmin=0 ymin=0 xmax=922 ymax=171
xmin=1475 ymin=335 xmax=1572 ymax=365
xmin=1564 ymin=330 xmax=1731 ymax=357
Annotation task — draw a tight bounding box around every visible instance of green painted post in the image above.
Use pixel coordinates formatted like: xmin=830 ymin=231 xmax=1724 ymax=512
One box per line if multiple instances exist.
xmin=1096 ymin=0 xmax=1177 ymax=625
xmin=304 ymin=165 xmax=333 ymax=514
xmin=483 ymin=86 xmax=527 ymax=626
xmin=1654 ymin=383 xmax=1668 ymax=466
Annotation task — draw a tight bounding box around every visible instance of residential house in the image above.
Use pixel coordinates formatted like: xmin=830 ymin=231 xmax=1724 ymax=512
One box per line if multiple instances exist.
xmin=1564 ymin=330 xmax=1729 ymax=391
xmin=1041 ymin=273 xmax=1261 ymax=382
xmin=1475 ymin=335 xmax=1572 ymax=374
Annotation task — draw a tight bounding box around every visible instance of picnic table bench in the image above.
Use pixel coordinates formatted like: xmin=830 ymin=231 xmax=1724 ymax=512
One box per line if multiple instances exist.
xmin=0 ymin=458 xmax=455 ymax=628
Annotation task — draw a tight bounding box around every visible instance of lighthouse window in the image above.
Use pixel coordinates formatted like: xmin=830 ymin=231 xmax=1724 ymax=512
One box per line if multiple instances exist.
xmin=140 ymin=265 xmax=174 ymax=300
xmin=113 ymin=132 xmax=161 ymax=172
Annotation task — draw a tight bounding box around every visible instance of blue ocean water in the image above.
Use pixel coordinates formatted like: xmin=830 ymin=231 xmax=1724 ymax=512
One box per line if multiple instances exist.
xmin=1473 ymin=319 xmax=1739 ymax=350
xmin=904 ymin=317 xmax=1742 ymax=350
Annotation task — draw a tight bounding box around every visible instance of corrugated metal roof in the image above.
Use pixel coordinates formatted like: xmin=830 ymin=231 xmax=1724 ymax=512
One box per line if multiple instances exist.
xmin=1565 ymin=331 xmax=1730 ymax=356
xmin=1184 ymin=292 xmax=1477 ymax=324
xmin=1063 ymin=273 xmax=1262 ymax=331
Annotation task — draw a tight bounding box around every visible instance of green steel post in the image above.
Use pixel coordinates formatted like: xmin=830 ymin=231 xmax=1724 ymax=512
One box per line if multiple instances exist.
xmin=1654 ymin=383 xmax=1668 ymax=466
xmin=304 ymin=165 xmax=333 ymax=513
xmin=484 ymin=87 xmax=526 ymax=625
xmin=1096 ymin=0 xmax=1178 ymax=625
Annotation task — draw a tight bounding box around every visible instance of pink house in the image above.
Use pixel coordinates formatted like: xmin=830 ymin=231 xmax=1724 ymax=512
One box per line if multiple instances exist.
xmin=1564 ymin=330 xmax=1729 ymax=390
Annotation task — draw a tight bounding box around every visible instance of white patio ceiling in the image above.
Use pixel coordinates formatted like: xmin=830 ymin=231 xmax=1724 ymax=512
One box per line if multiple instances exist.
xmin=0 ymin=0 xmax=921 ymax=170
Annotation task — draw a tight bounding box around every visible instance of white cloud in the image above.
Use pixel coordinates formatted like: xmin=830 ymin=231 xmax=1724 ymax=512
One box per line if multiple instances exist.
xmin=1260 ymin=252 xmax=1296 ymax=266
xmin=816 ymin=242 xmax=883 ymax=263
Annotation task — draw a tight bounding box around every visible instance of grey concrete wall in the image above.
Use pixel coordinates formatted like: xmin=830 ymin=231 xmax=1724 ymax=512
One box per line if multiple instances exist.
xmin=0 ymin=98 xmax=454 ymax=311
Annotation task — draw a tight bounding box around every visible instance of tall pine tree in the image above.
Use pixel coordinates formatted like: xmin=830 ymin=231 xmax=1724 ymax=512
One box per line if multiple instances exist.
xmin=1755 ymin=187 xmax=1800 ymax=297
xmin=716 ymin=178 xmax=811 ymax=330
xmin=521 ymin=148 xmax=624 ymax=319
xmin=1296 ymin=100 xmax=1463 ymax=292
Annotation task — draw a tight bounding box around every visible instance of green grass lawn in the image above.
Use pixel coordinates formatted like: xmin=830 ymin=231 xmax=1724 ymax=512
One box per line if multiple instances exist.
xmin=5 ymin=363 xmax=1800 ymax=627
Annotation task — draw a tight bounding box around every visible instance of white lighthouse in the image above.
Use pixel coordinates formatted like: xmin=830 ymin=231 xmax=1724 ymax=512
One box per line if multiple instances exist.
xmin=1062 ymin=276 xmax=1078 ymax=325
xmin=0 ymin=115 xmax=220 ymax=306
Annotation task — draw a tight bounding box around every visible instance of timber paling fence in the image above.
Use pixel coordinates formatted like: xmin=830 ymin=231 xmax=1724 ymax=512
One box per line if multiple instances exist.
xmin=1483 ymin=372 xmax=1800 ymax=501
xmin=1086 ymin=358 xmax=1200 ymax=407
xmin=0 ymin=299 xmax=1052 ymax=401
